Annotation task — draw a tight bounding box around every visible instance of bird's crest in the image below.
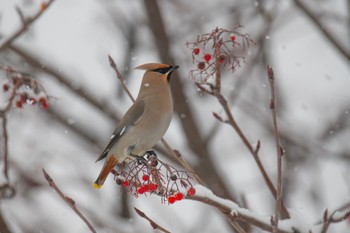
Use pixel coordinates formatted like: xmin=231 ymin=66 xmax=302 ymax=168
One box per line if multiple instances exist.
xmin=135 ymin=63 xmax=170 ymax=71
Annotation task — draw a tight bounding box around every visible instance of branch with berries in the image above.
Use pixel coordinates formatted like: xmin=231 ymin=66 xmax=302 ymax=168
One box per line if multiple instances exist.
xmin=0 ymin=66 xmax=50 ymax=181
xmin=111 ymin=151 xmax=196 ymax=205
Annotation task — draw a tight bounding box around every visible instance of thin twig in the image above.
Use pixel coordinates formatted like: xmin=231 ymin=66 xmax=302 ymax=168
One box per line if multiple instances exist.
xmin=266 ymin=65 xmax=283 ymax=232
xmin=42 ymin=169 xmax=97 ymax=233
xmin=214 ymin=90 xmax=290 ymax=219
xmin=1 ymin=117 xmax=9 ymax=181
xmin=0 ymin=74 xmax=24 ymax=181
xmin=134 ymin=207 xmax=171 ymax=233
xmin=321 ymin=206 xmax=350 ymax=233
xmin=108 ymin=55 xmax=135 ymax=102
xmin=8 ymin=45 xmax=120 ymax=124
xmin=0 ymin=0 xmax=56 ymax=51
xmin=0 ymin=210 xmax=12 ymax=233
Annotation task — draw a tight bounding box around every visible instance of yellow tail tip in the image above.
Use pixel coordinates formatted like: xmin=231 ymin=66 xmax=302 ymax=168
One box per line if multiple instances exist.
xmin=94 ymin=183 xmax=102 ymax=189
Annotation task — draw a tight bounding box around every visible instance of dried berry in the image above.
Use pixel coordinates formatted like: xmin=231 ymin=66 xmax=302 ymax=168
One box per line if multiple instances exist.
xmin=3 ymin=84 xmax=9 ymax=92
xmin=115 ymin=178 xmax=123 ymax=185
xmin=170 ymin=174 xmax=178 ymax=181
xmin=197 ymin=62 xmax=206 ymax=70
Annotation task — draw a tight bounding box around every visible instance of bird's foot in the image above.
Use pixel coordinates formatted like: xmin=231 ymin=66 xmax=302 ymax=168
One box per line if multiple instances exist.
xmin=129 ymin=153 xmax=148 ymax=165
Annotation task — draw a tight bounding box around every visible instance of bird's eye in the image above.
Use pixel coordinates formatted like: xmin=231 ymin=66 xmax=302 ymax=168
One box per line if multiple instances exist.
xmin=152 ymin=68 xmax=171 ymax=74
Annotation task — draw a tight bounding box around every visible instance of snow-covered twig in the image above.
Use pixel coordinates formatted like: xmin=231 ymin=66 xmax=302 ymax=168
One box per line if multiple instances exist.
xmin=188 ymin=185 xmax=294 ymax=233
xmin=42 ymin=169 xmax=97 ymax=233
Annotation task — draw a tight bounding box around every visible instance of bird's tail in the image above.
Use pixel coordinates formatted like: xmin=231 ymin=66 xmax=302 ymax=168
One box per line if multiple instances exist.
xmin=93 ymin=156 xmax=118 ymax=189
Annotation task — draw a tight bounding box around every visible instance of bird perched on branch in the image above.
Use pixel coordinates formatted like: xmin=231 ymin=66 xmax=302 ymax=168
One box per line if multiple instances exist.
xmin=94 ymin=63 xmax=179 ymax=189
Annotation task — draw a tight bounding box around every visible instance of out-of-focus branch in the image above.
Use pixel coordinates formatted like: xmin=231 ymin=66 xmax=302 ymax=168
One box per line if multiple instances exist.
xmin=294 ymin=0 xmax=350 ymax=62
xmin=0 ymin=0 xmax=56 ymax=52
xmin=108 ymin=55 xmax=135 ymax=102
xmin=0 ymin=117 xmax=9 ymax=180
xmin=0 ymin=72 xmax=27 ymax=181
xmin=143 ymin=0 xmax=236 ymax=202
xmin=0 ymin=210 xmax=12 ymax=233
xmin=8 ymin=44 xmax=121 ymax=123
xmin=134 ymin=207 xmax=171 ymax=233
xmin=266 ymin=65 xmax=284 ymax=231
xmin=42 ymin=169 xmax=97 ymax=233
xmin=46 ymin=107 xmax=102 ymax=148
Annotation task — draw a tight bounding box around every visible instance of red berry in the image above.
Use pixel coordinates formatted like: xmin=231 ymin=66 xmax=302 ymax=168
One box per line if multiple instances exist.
xmin=167 ymin=196 xmax=176 ymax=204
xmin=142 ymin=174 xmax=149 ymax=181
xmin=187 ymin=187 xmax=196 ymax=196
xmin=143 ymin=185 xmax=149 ymax=192
xmin=16 ymin=100 xmax=23 ymax=108
xmin=203 ymin=53 xmax=211 ymax=62
xmin=137 ymin=186 xmax=145 ymax=194
xmin=197 ymin=62 xmax=206 ymax=70
xmin=148 ymin=183 xmax=158 ymax=191
xmin=122 ymin=180 xmax=129 ymax=187
xmin=230 ymin=35 xmax=236 ymax=41
xmin=39 ymin=97 xmax=49 ymax=109
xmin=175 ymin=192 xmax=183 ymax=201
xmin=3 ymin=84 xmax=9 ymax=92
xmin=193 ymin=48 xmax=200 ymax=55
xmin=137 ymin=185 xmax=149 ymax=194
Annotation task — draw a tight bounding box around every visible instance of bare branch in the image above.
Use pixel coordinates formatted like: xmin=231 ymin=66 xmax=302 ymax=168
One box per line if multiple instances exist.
xmin=108 ymin=55 xmax=135 ymax=102
xmin=266 ymin=65 xmax=284 ymax=232
xmin=42 ymin=169 xmax=97 ymax=233
xmin=0 ymin=0 xmax=56 ymax=51
xmin=189 ymin=194 xmax=292 ymax=233
xmin=134 ymin=207 xmax=171 ymax=233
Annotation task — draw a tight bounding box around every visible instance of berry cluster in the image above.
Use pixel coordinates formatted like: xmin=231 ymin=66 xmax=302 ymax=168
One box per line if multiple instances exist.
xmin=1 ymin=66 xmax=49 ymax=110
xmin=186 ymin=26 xmax=255 ymax=81
xmin=112 ymin=151 xmax=196 ymax=204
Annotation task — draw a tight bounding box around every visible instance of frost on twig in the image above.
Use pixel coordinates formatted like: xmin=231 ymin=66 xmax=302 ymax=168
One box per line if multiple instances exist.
xmin=189 ymin=185 xmax=308 ymax=233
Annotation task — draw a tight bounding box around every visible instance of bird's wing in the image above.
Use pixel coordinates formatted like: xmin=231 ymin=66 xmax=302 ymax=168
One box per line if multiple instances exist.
xmin=95 ymin=99 xmax=145 ymax=162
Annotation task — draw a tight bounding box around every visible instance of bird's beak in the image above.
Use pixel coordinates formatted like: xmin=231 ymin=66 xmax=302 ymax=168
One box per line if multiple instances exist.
xmin=169 ymin=65 xmax=179 ymax=72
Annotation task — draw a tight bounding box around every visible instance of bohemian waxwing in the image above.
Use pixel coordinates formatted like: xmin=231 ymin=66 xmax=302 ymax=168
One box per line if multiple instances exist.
xmin=94 ymin=63 xmax=179 ymax=189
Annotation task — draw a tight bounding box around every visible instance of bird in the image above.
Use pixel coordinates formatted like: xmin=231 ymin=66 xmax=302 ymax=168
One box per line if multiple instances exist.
xmin=94 ymin=63 xmax=179 ymax=189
